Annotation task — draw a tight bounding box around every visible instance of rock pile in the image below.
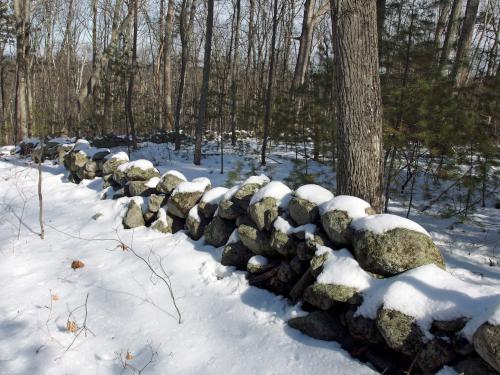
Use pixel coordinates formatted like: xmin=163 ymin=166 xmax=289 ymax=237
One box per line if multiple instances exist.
xmin=59 ymin=153 xmax=499 ymax=375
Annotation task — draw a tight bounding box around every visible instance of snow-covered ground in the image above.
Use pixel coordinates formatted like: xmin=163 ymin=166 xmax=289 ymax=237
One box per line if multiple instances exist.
xmin=0 ymin=141 xmax=498 ymax=374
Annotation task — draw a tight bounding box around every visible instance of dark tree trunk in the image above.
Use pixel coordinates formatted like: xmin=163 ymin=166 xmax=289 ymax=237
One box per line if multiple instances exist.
xmin=193 ymin=0 xmax=214 ymax=165
xmin=438 ymin=0 xmax=463 ymax=75
xmin=126 ymin=0 xmax=138 ymax=149
xmin=331 ymin=0 xmax=384 ymax=212
xmin=261 ymin=0 xmax=279 ymax=166
xmin=230 ymin=0 xmax=241 ymax=147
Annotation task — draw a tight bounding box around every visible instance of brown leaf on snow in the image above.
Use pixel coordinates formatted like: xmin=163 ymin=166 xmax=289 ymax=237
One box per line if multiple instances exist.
xmin=51 ymin=294 xmax=60 ymax=301
xmin=66 ymin=320 xmax=78 ymax=333
xmin=125 ymin=351 xmax=134 ymax=361
xmin=71 ymin=260 xmax=85 ymax=270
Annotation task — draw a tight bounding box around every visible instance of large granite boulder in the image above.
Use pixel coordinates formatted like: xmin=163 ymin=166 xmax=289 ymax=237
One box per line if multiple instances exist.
xmin=156 ymin=170 xmax=187 ymax=194
xmin=167 ymin=179 xmax=211 ymax=218
xmin=288 ymin=311 xmax=347 ymax=341
xmin=473 ymin=322 xmax=500 ymax=372
xmin=351 ymin=214 xmax=445 ymax=276
xmin=204 ymin=216 xmax=236 ymax=247
xmin=123 ymin=199 xmax=145 ymax=229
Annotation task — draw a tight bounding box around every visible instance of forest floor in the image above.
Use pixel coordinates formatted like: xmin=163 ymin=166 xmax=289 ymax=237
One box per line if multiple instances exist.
xmin=0 ymin=140 xmax=498 ymax=374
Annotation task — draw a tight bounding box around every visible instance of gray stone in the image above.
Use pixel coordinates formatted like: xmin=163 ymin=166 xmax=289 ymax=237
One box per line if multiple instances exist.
xmin=248 ymin=197 xmax=279 ymax=231
xmin=288 ymin=197 xmax=318 ymax=225
xmin=123 ymin=200 xmax=145 ymax=229
xmin=288 ymin=311 xmax=347 ymax=341
xmin=376 ymin=308 xmax=424 ymax=356
xmin=221 ymin=241 xmax=254 ymax=270
xmin=232 ymin=183 xmax=261 ymax=210
xmin=103 ymin=157 xmax=127 ymax=175
xmin=270 ymin=229 xmax=297 ymax=258
xmin=352 ymin=227 xmax=445 ymax=276
xmin=148 ymin=194 xmax=167 ymax=213
xmin=156 ymin=172 xmax=186 ymax=194
xmin=277 ymin=261 xmax=297 ymax=284
xmin=127 ymin=181 xmax=155 ymax=197
xmin=167 ymin=191 xmax=204 ymax=218
xmin=473 ymin=322 xmax=500 ymax=372
xmin=454 ymin=356 xmax=498 ymax=375
xmin=218 ymin=199 xmax=243 ymax=220
xmin=345 ymin=307 xmax=383 ymax=345
xmin=204 ymin=216 xmax=236 ymax=247
xmin=304 ymin=283 xmax=361 ymax=310
xmin=237 ymin=224 xmax=277 ymax=258
xmin=125 ymin=165 xmax=160 ymax=182
xmin=185 ymin=213 xmax=207 ymax=240
xmin=247 ymin=257 xmax=273 ymax=274
xmin=416 ymin=338 xmax=456 ymax=373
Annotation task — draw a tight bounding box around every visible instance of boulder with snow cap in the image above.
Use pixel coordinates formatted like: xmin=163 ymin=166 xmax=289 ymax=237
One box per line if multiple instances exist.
xmin=204 ymin=216 xmax=236 ymax=247
xmin=118 ymin=160 xmax=160 ymax=182
xmin=247 ymin=255 xmax=273 ymax=274
xmin=156 ymin=170 xmax=187 ymax=194
xmin=102 ymin=152 xmax=129 ymax=175
xmin=376 ymin=308 xmax=424 ymax=356
xmin=304 ymin=283 xmax=361 ymax=309
xmin=231 ymin=175 xmax=270 ymax=210
xmin=320 ymin=195 xmax=375 ymax=247
xmin=473 ymin=322 xmax=500 ymax=372
xmin=248 ymin=181 xmax=292 ymax=231
xmin=289 ymin=184 xmax=334 ymax=225
xmin=123 ymin=199 xmax=145 ymax=229
xmin=351 ymin=214 xmax=445 ymax=276
xmin=198 ymin=187 xmax=228 ymax=219
xmin=167 ymin=179 xmax=211 ymax=218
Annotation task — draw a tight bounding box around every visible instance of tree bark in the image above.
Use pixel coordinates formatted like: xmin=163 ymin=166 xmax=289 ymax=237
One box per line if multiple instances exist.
xmin=261 ymin=0 xmax=279 ymax=166
xmin=163 ymin=0 xmax=175 ymax=130
xmin=438 ymin=0 xmax=463 ymax=75
xmin=451 ymin=0 xmax=480 ymax=86
xmin=230 ymin=0 xmax=241 ymax=146
xmin=126 ymin=0 xmax=138 ymax=149
xmin=194 ymin=0 xmax=214 ymax=165
xmin=331 ymin=0 xmax=384 ymax=212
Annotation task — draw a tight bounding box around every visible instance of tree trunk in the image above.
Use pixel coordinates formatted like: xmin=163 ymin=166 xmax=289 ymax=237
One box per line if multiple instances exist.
xmin=230 ymin=0 xmax=241 ymax=146
xmin=261 ymin=0 xmax=279 ymax=166
xmin=433 ymin=0 xmax=451 ymax=57
xmin=193 ymin=0 xmax=214 ymax=165
xmin=451 ymin=0 xmax=480 ymax=86
xmin=126 ymin=0 xmax=138 ymax=149
xmin=438 ymin=0 xmax=463 ymax=75
xmin=14 ymin=0 xmax=30 ymax=143
xmin=163 ymin=0 xmax=175 ymax=130
xmin=377 ymin=0 xmax=386 ymax=60
xmin=291 ymin=0 xmax=315 ymax=92
xmin=331 ymin=0 xmax=384 ymax=212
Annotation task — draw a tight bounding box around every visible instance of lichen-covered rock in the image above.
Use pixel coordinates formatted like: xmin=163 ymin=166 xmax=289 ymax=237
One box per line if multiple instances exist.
xmin=277 ymin=261 xmax=297 ymax=284
xmin=151 ymin=208 xmax=184 ymax=234
xmin=143 ymin=210 xmax=157 ymax=225
xmin=473 ymin=322 xmax=500 ymax=372
xmin=376 ymin=308 xmax=424 ymax=356
xmin=431 ymin=317 xmax=468 ymax=334
xmin=121 ymin=162 xmax=160 ymax=182
xmin=185 ymin=207 xmax=207 ymax=240
xmin=288 ymin=311 xmax=347 ymax=342
xmin=155 ymin=171 xmax=187 ymax=194
xmin=204 ymin=216 xmax=236 ymax=247
xmin=270 ymin=229 xmax=297 ymax=258
xmin=112 ymin=167 xmax=128 ymax=186
xmin=148 ymin=194 xmax=167 ymax=213
xmin=218 ymin=198 xmax=243 ymax=220
xmin=236 ymin=215 xmax=253 ymax=227
xmin=248 ymin=197 xmax=280 ymax=231
xmin=345 ymin=307 xmax=383 ymax=345
xmin=167 ymin=191 xmax=204 ymax=218
xmin=416 ymin=338 xmax=456 ymax=373
xmin=127 ymin=180 xmax=155 ymax=197
xmin=102 ymin=153 xmax=128 ymax=175
xmin=232 ymin=183 xmax=262 ymax=210
xmin=320 ymin=196 xmax=374 ymax=247
xmin=91 ymin=149 xmax=111 ymax=161
xmin=304 ymin=283 xmax=360 ymax=310
xmin=221 ymin=241 xmax=254 ymax=270
xmin=288 ymin=198 xmax=318 ymax=226
xmin=123 ymin=200 xmax=145 ymax=229
xmin=197 ymin=187 xmax=228 ymax=219
xmin=352 ymin=227 xmax=445 ymax=276
xmin=289 ymin=256 xmax=308 ymax=276
xmin=237 ymin=224 xmax=277 ymax=258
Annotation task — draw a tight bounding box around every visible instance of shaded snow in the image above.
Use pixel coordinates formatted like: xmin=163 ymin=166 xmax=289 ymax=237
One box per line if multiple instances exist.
xmin=201 ymin=187 xmax=228 ymax=204
xmin=351 ymin=213 xmax=430 ymax=237
xmin=162 ymin=169 xmax=187 ymax=181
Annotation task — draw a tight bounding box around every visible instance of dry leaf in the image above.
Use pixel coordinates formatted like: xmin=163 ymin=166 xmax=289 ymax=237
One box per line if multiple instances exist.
xmin=66 ymin=320 xmax=78 ymax=333
xmin=71 ymin=260 xmax=85 ymax=270
xmin=51 ymin=294 xmax=60 ymax=301
xmin=125 ymin=351 xmax=134 ymax=361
